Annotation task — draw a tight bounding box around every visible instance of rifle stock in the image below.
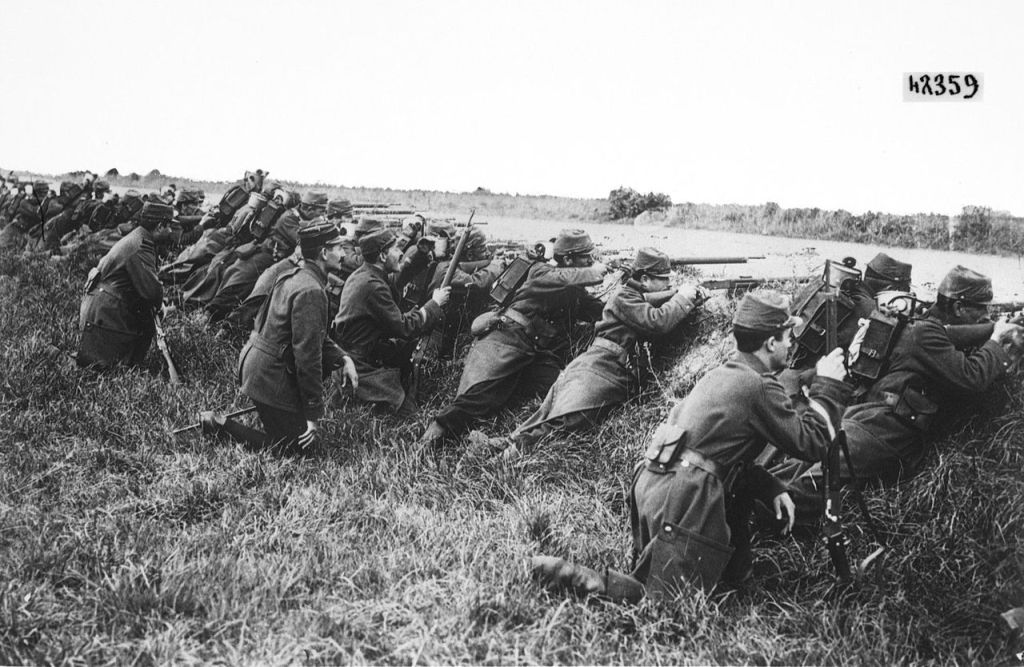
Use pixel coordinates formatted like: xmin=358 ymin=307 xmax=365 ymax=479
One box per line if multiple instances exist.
xmin=153 ymin=313 xmax=181 ymax=385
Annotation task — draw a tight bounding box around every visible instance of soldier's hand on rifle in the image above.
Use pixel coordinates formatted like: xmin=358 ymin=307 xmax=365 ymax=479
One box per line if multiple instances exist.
xmin=340 ymin=355 xmax=359 ymax=390
xmin=816 ymin=347 xmax=847 ymax=382
xmin=297 ymin=421 xmax=317 ymax=449
xmin=431 ymin=286 xmax=451 ymax=307
xmin=773 ymin=491 xmax=796 ymax=534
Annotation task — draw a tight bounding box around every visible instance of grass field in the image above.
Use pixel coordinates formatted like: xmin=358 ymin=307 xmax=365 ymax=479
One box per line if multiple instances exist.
xmin=2 ymin=248 xmax=1023 ymax=665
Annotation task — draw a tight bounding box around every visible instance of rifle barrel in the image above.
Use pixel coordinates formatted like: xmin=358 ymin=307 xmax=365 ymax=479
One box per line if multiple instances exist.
xmin=670 ymin=255 xmax=765 ymax=265
xmin=172 ymin=406 xmax=257 ymax=435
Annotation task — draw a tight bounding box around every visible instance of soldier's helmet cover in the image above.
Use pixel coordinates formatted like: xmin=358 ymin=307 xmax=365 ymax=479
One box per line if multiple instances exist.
xmin=634 ymin=247 xmax=672 ymax=278
xmin=93 ymin=180 xmax=111 ymax=195
xmin=938 ymin=265 xmax=993 ymax=304
xmin=553 ymin=229 xmax=595 ymax=256
xmin=865 ymin=252 xmax=912 ymax=292
xmin=733 ymin=291 xmax=803 ymax=333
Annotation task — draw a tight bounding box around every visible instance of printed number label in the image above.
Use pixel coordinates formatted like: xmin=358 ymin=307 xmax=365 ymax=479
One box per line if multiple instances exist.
xmin=904 ymin=73 xmax=983 ymax=101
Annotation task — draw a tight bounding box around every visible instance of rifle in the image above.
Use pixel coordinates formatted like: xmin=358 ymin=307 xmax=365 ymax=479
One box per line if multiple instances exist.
xmin=700 ymin=275 xmax=813 ymax=294
xmin=607 ymin=253 xmax=764 ymax=268
xmin=172 ymin=406 xmax=257 ymax=436
xmin=153 ymin=312 xmax=181 ymax=385
xmin=819 ymin=259 xmax=887 ymax=582
xmin=820 ymin=265 xmax=852 ymax=582
xmin=410 ymin=209 xmax=475 ymax=377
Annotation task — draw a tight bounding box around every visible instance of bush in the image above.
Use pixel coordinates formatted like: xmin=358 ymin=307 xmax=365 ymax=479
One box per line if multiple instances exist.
xmin=608 ymin=187 xmax=672 ymax=220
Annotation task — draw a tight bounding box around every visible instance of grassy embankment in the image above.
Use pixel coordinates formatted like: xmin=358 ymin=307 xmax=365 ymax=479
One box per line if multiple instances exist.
xmin=1 ymin=248 xmax=1022 ymax=664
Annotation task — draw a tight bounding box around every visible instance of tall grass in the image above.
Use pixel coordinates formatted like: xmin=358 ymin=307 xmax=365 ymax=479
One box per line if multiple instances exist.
xmin=1 ymin=249 xmax=1022 ymax=664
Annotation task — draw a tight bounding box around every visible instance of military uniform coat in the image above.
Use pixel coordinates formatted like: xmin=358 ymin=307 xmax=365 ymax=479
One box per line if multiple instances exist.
xmin=434 ymin=262 xmax=605 ymax=434
xmin=77 ymin=226 xmax=163 ymax=367
xmin=630 ymin=352 xmax=851 ymax=594
xmin=778 ymin=310 xmax=1013 ymax=511
xmin=333 ymin=262 xmax=442 ymax=409
xmin=238 ymin=262 xmax=346 ymax=420
xmin=513 ymin=282 xmax=697 ymax=440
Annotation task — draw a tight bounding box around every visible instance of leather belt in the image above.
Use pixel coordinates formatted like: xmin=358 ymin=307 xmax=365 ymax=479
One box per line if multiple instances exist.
xmin=648 ymin=445 xmax=727 ymax=481
xmin=500 ymin=308 xmax=532 ymax=329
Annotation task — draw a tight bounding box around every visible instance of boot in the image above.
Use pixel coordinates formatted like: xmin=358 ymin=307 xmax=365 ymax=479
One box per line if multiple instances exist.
xmin=530 ymin=555 xmax=606 ymax=597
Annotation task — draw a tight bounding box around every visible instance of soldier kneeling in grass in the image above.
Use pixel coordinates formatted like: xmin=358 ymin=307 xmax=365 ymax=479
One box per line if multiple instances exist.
xmin=532 ymin=292 xmax=851 ymax=600
xmin=201 ymin=221 xmax=359 ymax=454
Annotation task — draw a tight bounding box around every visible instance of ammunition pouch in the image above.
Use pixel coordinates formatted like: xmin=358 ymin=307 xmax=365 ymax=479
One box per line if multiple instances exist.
xmin=470 ymin=310 xmax=500 ymax=337
xmin=891 ymin=386 xmax=937 ymax=432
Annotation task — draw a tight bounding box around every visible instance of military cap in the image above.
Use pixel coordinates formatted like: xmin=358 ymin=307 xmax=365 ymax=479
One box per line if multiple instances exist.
xmin=938 ymin=265 xmax=993 ymax=304
xmin=33 ymin=180 xmax=50 ymax=194
xmin=358 ymin=229 xmax=397 ymax=259
xmin=553 ymin=229 xmax=595 ymax=256
xmin=299 ymin=220 xmax=344 ymax=254
xmin=300 ymin=191 xmax=329 ymax=207
xmin=327 ymin=198 xmax=353 ymax=218
xmin=865 ymin=252 xmax=912 ymax=291
xmin=262 ymin=180 xmax=284 ymax=195
xmin=634 ymin=247 xmax=672 ymax=278
xmin=733 ymin=291 xmax=803 ymax=333
xmin=141 ymin=201 xmax=174 ymax=222
xmin=93 ymin=180 xmax=111 ymax=194
xmin=59 ymin=181 xmax=75 ymax=195
xmin=354 ymin=216 xmax=386 ymax=238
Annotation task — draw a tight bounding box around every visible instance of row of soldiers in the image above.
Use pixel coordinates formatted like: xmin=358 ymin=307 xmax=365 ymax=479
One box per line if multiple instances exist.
xmin=53 ymin=166 xmax=1024 ymax=600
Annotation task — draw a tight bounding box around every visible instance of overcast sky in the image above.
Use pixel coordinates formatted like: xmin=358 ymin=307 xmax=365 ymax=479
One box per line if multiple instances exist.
xmin=2 ymin=1 xmax=1021 ymax=216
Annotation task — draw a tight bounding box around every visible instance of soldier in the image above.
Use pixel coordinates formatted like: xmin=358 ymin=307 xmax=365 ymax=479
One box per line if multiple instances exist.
xmin=788 ymin=252 xmax=912 ymax=372
xmin=0 ymin=180 xmax=48 ymax=251
xmin=532 ymin=292 xmax=851 ymax=601
xmin=77 ymin=202 xmax=168 ymax=369
xmin=423 ymin=225 xmax=505 ymax=360
xmin=203 ymin=191 xmax=321 ymax=323
xmin=203 ymin=221 xmax=358 ymax=452
xmin=502 ymin=248 xmax=703 ymax=458
xmin=421 ymin=229 xmax=607 ymax=444
xmin=776 ymin=265 xmax=1023 ymax=523
xmin=332 ymin=229 xmax=451 ymax=415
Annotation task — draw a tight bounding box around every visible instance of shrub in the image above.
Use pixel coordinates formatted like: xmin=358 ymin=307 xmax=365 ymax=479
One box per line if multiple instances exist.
xmin=608 ymin=187 xmax=673 ymax=220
